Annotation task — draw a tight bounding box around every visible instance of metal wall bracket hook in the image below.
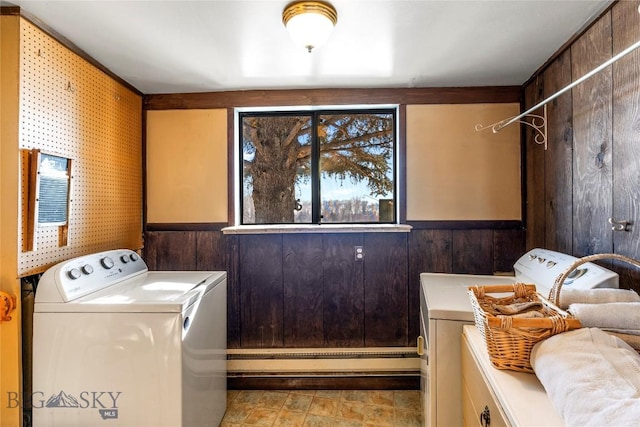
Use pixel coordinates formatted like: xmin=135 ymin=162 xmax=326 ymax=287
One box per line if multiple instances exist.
xmin=475 ymin=104 xmax=548 ymax=150
xmin=608 ymin=218 xmax=631 ymax=232
xmin=476 ymin=36 xmax=640 ymax=151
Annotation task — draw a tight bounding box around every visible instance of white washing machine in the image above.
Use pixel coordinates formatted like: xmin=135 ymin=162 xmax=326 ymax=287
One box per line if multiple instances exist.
xmin=419 ymin=248 xmax=620 ymax=427
xmin=32 ymin=249 xmax=227 ymax=427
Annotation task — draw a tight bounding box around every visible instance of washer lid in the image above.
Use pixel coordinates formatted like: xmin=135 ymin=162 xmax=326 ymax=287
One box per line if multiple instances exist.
xmin=34 ymin=271 xmax=225 ymax=313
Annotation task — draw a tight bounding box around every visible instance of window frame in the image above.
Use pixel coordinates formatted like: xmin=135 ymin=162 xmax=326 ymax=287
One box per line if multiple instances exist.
xmin=235 ymin=105 xmax=400 ymax=226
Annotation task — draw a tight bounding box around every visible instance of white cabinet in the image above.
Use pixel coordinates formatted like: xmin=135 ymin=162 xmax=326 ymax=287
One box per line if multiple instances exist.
xmin=461 ymin=326 xmax=563 ymax=427
xmin=461 ymin=332 xmax=509 ymax=427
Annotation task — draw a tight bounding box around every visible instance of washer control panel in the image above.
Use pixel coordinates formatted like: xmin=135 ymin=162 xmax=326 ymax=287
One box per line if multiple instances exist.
xmin=514 ymin=248 xmax=619 ymax=295
xmin=36 ymin=249 xmax=148 ymax=303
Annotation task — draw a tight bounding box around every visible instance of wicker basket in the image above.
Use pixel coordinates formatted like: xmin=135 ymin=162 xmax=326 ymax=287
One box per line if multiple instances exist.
xmin=469 ymin=252 xmax=640 ymax=372
xmin=547 ymin=252 xmax=640 ymax=306
xmin=468 ymin=282 xmax=581 ymax=373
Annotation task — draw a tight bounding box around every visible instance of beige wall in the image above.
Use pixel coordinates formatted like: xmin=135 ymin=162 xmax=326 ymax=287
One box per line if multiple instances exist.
xmin=1 ymin=15 xmax=22 ymax=427
xmin=146 ymin=109 xmax=228 ymax=223
xmin=406 ymin=103 xmax=521 ymax=220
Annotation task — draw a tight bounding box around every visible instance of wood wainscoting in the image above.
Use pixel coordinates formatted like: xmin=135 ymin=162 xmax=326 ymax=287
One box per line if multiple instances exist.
xmin=144 ymin=223 xmax=524 ymax=388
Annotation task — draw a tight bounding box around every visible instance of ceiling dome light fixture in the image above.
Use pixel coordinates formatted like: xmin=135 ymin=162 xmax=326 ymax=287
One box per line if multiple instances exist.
xmin=282 ymin=1 xmax=338 ymax=53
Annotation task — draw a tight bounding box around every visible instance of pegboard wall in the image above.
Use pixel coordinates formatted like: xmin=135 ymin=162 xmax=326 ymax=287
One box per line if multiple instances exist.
xmin=17 ymin=18 xmax=143 ymax=276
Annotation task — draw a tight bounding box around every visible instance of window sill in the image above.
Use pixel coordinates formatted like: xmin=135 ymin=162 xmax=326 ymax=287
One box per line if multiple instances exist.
xmin=221 ymin=224 xmax=412 ymax=235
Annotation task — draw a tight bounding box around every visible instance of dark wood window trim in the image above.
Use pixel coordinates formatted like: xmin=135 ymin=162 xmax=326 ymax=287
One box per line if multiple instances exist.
xmin=144 ymin=87 xmax=521 ymax=111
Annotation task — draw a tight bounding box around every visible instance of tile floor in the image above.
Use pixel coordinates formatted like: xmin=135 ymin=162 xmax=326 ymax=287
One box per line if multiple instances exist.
xmin=221 ymin=389 xmax=422 ymax=427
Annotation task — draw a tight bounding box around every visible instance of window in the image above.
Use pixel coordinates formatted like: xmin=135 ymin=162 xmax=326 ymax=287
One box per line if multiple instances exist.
xmin=239 ymin=107 xmax=397 ymax=225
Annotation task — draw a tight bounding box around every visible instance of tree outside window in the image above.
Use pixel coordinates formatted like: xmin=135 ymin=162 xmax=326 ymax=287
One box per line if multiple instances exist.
xmin=240 ymin=108 xmax=396 ymax=224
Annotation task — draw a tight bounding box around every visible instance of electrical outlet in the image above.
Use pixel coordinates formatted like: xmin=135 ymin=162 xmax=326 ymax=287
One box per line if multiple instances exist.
xmin=355 ymin=246 xmax=364 ymax=261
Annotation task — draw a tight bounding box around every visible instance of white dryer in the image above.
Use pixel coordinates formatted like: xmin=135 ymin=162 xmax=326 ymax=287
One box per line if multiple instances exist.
xmin=32 ymin=249 xmax=227 ymax=427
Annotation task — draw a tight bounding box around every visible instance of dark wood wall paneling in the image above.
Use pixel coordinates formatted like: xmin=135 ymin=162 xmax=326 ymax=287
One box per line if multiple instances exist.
xmin=572 ymin=14 xmax=614 ymax=258
xmin=612 ymin=1 xmax=640 ymax=287
xmin=145 ymin=231 xmax=197 ymax=270
xmin=240 ymin=235 xmax=285 ymax=348
xmin=322 ymin=234 xmax=365 ymax=347
xmin=283 ymin=234 xmax=325 ymax=347
xmin=524 ymin=1 xmax=640 ymax=292
xmin=407 ymin=230 xmax=451 ymax=342
xmin=543 ymin=50 xmax=574 ymax=254
xmin=493 ymin=229 xmax=527 ymax=273
xmin=145 ymin=228 xmax=524 ymax=349
xmin=524 ymin=79 xmax=545 ymax=251
xmin=364 ymin=233 xmax=408 ymax=346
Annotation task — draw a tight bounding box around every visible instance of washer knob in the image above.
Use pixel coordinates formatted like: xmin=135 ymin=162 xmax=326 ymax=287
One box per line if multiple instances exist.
xmin=101 ymin=257 xmax=115 ymax=269
xmin=567 ymin=268 xmax=587 ymax=279
xmin=129 ymin=253 xmax=139 ymax=262
xmin=81 ymin=264 xmax=94 ymax=275
xmin=67 ymin=268 xmax=82 ymax=280
xmin=120 ymin=255 xmax=130 ymax=263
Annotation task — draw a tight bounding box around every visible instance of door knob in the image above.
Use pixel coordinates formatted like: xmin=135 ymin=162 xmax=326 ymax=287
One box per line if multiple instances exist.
xmin=608 ymin=218 xmax=631 ymax=232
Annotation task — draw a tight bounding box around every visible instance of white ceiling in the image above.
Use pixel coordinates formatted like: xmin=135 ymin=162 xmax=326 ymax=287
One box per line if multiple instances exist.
xmin=7 ymin=0 xmax=613 ymax=94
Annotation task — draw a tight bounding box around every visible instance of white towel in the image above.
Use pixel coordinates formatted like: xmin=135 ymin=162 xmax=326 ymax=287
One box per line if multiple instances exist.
xmin=530 ymin=328 xmax=640 ymax=427
xmin=558 ymin=288 xmax=640 ymax=309
xmin=568 ymin=302 xmax=640 ymax=330
xmin=604 ymin=328 xmax=640 ymax=336
xmin=606 ymin=331 xmax=640 ymax=351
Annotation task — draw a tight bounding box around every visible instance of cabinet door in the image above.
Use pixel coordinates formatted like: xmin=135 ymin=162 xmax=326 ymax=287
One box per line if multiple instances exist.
xmin=461 ymin=335 xmax=509 ymax=427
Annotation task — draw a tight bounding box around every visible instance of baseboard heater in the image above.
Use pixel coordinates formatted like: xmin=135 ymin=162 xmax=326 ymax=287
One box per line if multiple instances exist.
xmin=227 ymin=347 xmax=420 ymax=378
